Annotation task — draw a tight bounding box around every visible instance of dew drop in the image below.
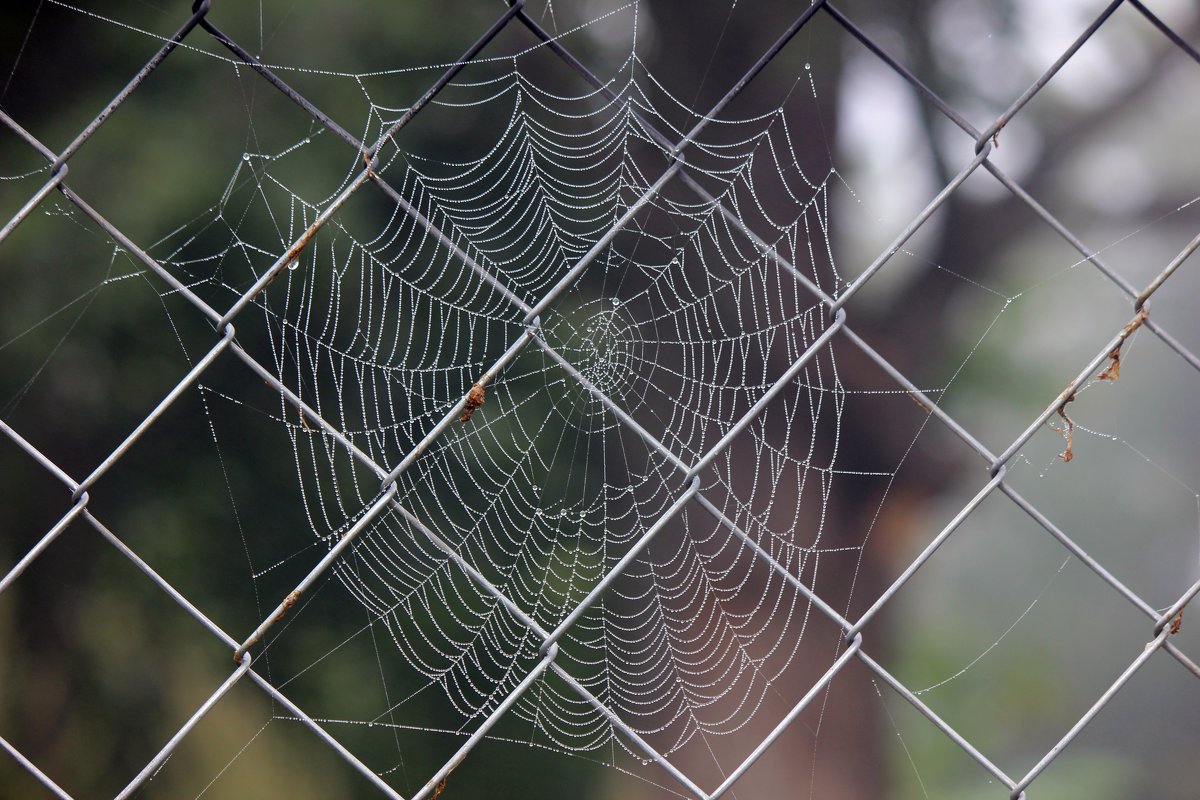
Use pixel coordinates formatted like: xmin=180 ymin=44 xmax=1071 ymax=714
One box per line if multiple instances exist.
xmin=288 ymin=259 xmax=300 ymax=271
xmin=804 ymin=62 xmax=811 ymax=70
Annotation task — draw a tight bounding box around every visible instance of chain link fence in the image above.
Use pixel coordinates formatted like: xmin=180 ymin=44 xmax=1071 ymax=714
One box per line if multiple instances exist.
xmin=2 ymin=1 xmax=1199 ymax=797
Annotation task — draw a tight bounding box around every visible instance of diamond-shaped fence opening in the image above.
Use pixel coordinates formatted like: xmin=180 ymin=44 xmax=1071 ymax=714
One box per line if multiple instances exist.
xmin=2 ymin=1 xmax=1198 ymax=798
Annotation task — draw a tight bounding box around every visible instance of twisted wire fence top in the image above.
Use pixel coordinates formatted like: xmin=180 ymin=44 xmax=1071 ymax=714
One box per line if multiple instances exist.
xmin=1 ymin=1 xmax=1198 ymax=798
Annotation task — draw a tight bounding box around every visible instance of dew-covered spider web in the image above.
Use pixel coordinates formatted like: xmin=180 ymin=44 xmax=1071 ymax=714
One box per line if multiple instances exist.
xmin=178 ymin=25 xmax=856 ymax=762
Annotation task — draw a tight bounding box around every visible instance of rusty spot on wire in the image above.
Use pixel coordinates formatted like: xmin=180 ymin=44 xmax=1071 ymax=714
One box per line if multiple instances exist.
xmin=286 ymin=225 xmax=319 ymax=263
xmin=277 ymin=589 xmax=302 ymax=619
xmin=263 ymin=226 xmax=318 ymax=289
xmin=1170 ymin=609 xmax=1184 ymax=636
xmin=432 ymin=776 xmax=448 ymax=800
xmin=461 ymin=382 xmax=486 ymax=423
xmin=909 ymin=392 xmax=931 ymax=414
xmin=1098 ymin=306 xmax=1150 ymax=382
xmin=363 ymin=147 xmax=379 ymax=179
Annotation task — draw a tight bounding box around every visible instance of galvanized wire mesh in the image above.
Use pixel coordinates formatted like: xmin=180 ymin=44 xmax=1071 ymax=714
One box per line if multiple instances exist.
xmin=2 ymin=1 xmax=1199 ymax=798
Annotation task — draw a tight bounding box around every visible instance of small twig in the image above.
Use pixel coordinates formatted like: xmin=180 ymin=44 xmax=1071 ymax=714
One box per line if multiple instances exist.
xmin=1098 ymin=306 xmax=1149 ymax=382
xmin=1054 ymin=391 xmax=1077 ymax=463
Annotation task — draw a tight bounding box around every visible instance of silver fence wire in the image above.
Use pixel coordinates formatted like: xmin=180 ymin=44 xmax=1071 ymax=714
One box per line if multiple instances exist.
xmin=1 ymin=0 xmax=1198 ymax=797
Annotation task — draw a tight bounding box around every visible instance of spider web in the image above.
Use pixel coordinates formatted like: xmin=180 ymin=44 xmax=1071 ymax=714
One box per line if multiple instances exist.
xmin=141 ymin=4 xmax=861 ymax=767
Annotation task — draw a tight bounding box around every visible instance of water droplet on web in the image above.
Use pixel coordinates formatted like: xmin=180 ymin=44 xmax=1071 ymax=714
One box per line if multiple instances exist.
xmin=612 ymin=298 xmax=620 ymax=306
xmin=288 ymin=260 xmax=300 ymax=271
xmin=804 ymin=62 xmax=811 ymax=70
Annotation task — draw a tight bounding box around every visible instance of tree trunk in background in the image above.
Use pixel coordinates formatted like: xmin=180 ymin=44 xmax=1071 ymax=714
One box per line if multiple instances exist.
xmin=616 ymin=4 xmax=895 ymax=797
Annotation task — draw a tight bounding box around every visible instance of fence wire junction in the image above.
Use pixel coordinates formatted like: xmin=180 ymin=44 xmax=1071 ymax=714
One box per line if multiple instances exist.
xmin=2 ymin=1 xmax=1200 ymax=798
